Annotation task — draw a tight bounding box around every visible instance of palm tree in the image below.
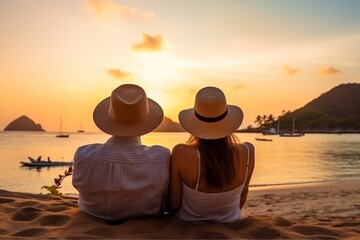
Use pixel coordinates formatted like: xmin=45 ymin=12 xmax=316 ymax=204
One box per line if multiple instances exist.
xmin=254 ymin=115 xmax=262 ymax=127
xmin=255 ymin=114 xmax=278 ymax=129
xmin=267 ymin=114 xmax=275 ymax=127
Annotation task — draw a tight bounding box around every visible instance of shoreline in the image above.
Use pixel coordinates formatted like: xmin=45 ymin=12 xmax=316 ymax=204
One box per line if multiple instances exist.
xmin=1 ymin=180 xmax=359 ymax=238
xmin=249 ymin=179 xmax=360 ymax=193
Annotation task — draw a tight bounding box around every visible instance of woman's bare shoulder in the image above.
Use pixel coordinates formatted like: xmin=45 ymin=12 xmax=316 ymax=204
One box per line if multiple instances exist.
xmin=239 ymin=142 xmax=255 ymax=151
xmin=237 ymin=142 xmax=255 ymax=164
xmin=240 ymin=142 xmax=255 ymax=168
xmin=172 ymin=143 xmax=188 ymax=150
xmin=172 ymin=143 xmax=191 ymax=154
xmin=172 ymin=143 xmax=196 ymax=158
xmin=171 ymin=144 xmax=198 ymax=173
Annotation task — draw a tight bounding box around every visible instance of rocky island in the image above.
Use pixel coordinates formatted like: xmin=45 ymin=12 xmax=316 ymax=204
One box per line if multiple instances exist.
xmin=4 ymin=115 xmax=45 ymax=131
xmin=154 ymin=117 xmax=184 ymax=132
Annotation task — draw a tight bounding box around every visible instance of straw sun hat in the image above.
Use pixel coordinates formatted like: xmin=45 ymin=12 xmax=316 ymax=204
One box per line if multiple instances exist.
xmin=93 ymin=84 xmax=163 ymax=136
xmin=179 ymin=86 xmax=243 ymax=140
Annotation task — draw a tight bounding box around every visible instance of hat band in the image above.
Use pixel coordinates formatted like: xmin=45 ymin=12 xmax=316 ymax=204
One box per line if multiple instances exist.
xmin=195 ymin=108 xmax=228 ymax=123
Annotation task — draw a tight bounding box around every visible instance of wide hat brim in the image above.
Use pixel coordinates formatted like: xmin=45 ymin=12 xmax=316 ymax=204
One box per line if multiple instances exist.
xmin=179 ymin=105 xmax=243 ymax=139
xmin=93 ymin=97 xmax=164 ymax=136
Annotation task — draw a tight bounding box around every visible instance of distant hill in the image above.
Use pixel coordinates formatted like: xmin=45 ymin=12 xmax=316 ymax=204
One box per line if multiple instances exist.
xmin=277 ymin=83 xmax=360 ymax=132
xmin=154 ymin=117 xmax=184 ymax=132
xmin=4 ymin=115 xmax=45 ymax=131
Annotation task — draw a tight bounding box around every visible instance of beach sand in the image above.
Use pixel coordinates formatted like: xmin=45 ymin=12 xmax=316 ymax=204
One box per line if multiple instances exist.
xmin=0 ymin=181 xmax=359 ymax=239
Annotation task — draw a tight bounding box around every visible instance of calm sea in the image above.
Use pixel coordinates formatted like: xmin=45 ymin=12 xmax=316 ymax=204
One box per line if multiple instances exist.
xmin=0 ymin=131 xmax=359 ymax=196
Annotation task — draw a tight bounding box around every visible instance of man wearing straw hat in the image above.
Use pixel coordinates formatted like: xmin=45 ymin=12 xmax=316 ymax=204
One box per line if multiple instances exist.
xmin=72 ymin=84 xmax=170 ymax=221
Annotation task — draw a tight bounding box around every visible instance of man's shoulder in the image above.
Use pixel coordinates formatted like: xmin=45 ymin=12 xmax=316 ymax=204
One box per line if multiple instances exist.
xmin=77 ymin=143 xmax=101 ymax=151
xmin=146 ymin=145 xmax=171 ymax=158
xmin=75 ymin=143 xmax=102 ymax=158
xmin=150 ymin=145 xmax=170 ymax=153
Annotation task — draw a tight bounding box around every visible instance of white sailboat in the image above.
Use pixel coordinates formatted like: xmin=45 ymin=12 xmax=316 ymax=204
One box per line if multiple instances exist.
xmin=77 ymin=123 xmax=85 ymax=133
xmin=279 ymin=116 xmax=303 ymax=137
xmin=56 ymin=117 xmax=69 ymax=138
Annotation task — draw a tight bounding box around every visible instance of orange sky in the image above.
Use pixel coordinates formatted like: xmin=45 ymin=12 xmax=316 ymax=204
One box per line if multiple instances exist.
xmin=1 ymin=0 xmax=359 ymax=132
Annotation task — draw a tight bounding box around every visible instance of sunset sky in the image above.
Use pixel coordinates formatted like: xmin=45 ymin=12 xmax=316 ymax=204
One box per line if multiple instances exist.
xmin=1 ymin=0 xmax=359 ymax=132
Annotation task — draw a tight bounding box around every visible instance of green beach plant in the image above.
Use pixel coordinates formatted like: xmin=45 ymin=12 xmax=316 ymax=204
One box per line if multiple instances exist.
xmin=41 ymin=165 xmax=73 ymax=195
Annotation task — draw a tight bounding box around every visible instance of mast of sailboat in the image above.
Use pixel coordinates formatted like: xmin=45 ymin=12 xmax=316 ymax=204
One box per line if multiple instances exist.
xmin=292 ymin=116 xmax=295 ymax=134
xmin=59 ymin=117 xmax=63 ymax=135
xmin=277 ymin=117 xmax=280 ymax=134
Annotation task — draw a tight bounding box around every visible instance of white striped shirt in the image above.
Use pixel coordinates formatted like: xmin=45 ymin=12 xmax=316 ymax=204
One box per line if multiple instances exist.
xmin=72 ymin=136 xmax=170 ymax=221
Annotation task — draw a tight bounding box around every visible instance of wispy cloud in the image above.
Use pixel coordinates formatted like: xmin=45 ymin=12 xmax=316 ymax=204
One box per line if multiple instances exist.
xmin=163 ymin=87 xmax=197 ymax=96
xmin=234 ymin=84 xmax=245 ymax=89
xmin=107 ymin=68 xmax=132 ymax=79
xmin=316 ymin=66 xmax=341 ymax=76
xmin=132 ymin=34 xmax=163 ymax=52
xmin=282 ymin=65 xmax=300 ymax=76
xmin=86 ymin=0 xmax=154 ymax=21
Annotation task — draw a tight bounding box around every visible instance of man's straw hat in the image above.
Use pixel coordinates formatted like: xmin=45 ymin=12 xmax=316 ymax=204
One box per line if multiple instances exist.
xmin=93 ymin=84 xmax=163 ymax=136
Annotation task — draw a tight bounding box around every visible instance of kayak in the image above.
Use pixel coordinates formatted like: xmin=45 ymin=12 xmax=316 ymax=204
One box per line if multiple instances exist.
xmin=21 ymin=156 xmax=72 ymax=167
xmin=20 ymin=161 xmax=73 ymax=167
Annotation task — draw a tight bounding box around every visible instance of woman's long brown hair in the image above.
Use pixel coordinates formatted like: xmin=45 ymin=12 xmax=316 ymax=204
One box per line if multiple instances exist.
xmin=187 ymin=134 xmax=239 ymax=189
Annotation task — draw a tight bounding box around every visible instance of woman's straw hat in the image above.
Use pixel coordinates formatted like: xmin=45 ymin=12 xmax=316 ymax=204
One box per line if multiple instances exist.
xmin=179 ymin=86 xmax=243 ymax=139
xmin=93 ymin=84 xmax=163 ymax=136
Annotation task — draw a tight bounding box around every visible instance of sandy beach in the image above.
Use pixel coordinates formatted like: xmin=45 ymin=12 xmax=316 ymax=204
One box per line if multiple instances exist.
xmin=0 ymin=180 xmax=359 ymax=239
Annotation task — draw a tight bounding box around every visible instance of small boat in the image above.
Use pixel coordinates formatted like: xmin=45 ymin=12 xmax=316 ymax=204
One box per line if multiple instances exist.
xmin=56 ymin=117 xmax=70 ymax=138
xmin=21 ymin=157 xmax=72 ymax=167
xmin=77 ymin=123 xmax=85 ymax=133
xmin=56 ymin=134 xmax=69 ymax=138
xmin=279 ymin=116 xmax=303 ymax=137
xmin=28 ymin=156 xmax=37 ymax=163
xmin=255 ymin=138 xmax=273 ymax=141
xmin=279 ymin=133 xmax=303 ymax=137
xmin=262 ymin=128 xmax=277 ymax=135
xmin=20 ymin=161 xmax=73 ymax=167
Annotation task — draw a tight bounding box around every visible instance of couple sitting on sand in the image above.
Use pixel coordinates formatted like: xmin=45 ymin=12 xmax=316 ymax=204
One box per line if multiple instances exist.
xmin=72 ymin=84 xmax=255 ymax=223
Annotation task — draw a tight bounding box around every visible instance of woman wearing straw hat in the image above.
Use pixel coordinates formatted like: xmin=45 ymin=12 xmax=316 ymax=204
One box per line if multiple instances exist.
xmin=72 ymin=84 xmax=170 ymax=221
xmin=168 ymin=86 xmax=255 ymax=223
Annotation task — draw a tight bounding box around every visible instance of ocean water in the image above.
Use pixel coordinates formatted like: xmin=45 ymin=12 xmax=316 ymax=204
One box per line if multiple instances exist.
xmin=0 ymin=131 xmax=359 ymax=195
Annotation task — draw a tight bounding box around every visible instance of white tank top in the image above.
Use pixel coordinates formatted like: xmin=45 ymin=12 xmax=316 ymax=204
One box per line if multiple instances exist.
xmin=176 ymin=144 xmax=250 ymax=223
